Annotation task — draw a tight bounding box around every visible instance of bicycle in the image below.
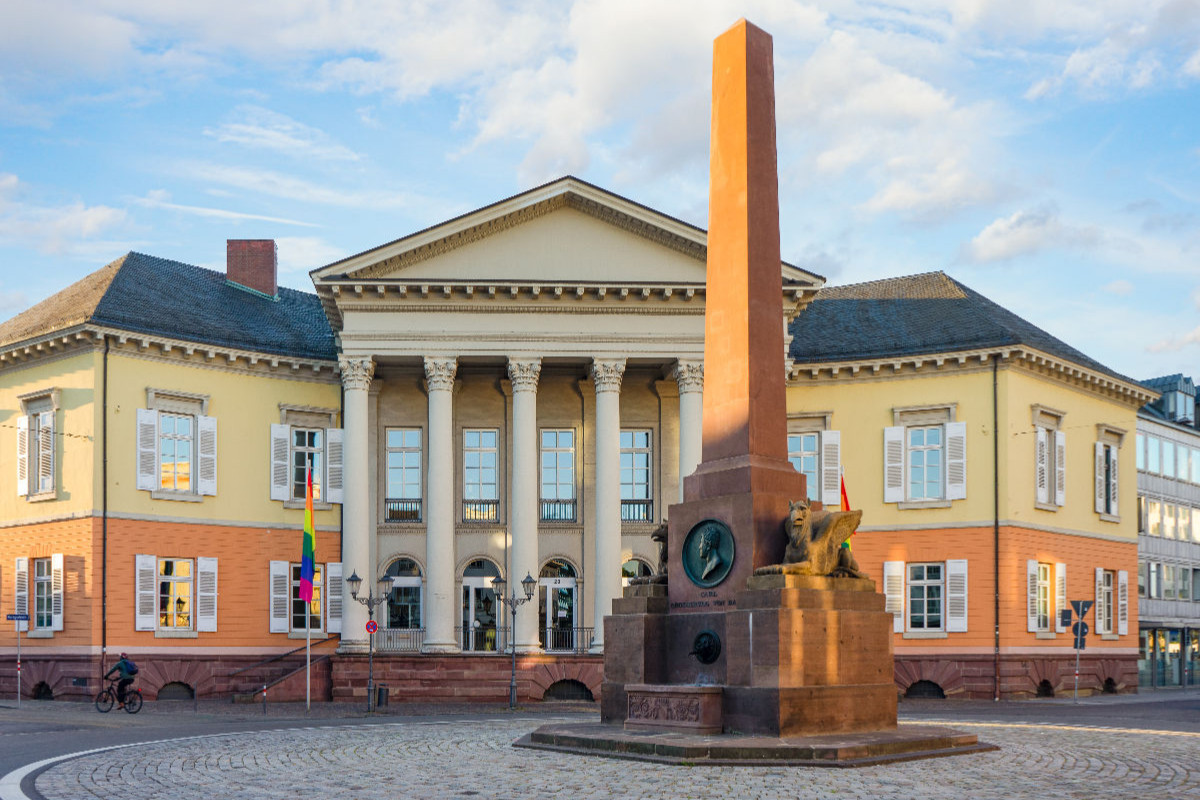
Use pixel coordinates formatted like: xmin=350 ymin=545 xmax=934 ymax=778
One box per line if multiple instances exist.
xmin=95 ymin=677 xmax=143 ymax=714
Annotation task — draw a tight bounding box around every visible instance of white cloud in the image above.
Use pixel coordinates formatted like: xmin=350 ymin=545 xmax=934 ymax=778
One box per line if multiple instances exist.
xmin=0 ymin=288 xmax=29 ymax=316
xmin=276 ymin=236 xmax=349 ymax=278
xmin=205 ymin=106 xmax=362 ymax=162
xmin=965 ymin=205 xmax=1101 ymax=262
xmin=1148 ymin=325 xmax=1200 ymax=353
xmin=174 ymin=163 xmax=418 ymax=209
xmin=1102 ymin=279 xmax=1135 ymax=295
xmin=0 ymin=172 xmax=128 ymax=254
xmin=133 ymin=190 xmax=319 ymax=227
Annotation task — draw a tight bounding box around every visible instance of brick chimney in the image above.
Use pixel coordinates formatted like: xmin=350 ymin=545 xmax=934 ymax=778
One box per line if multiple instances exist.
xmin=226 ymin=239 xmax=278 ymax=298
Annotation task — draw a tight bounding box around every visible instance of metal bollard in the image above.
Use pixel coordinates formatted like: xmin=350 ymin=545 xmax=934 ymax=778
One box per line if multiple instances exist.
xmin=262 ymin=684 xmax=267 ymax=715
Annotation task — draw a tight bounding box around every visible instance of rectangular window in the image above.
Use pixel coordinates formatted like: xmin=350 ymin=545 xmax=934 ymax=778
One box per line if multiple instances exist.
xmin=1180 ymin=447 xmax=1191 ymax=483
xmin=1138 ymin=560 xmax=1147 ymax=598
xmin=1163 ymin=441 xmax=1177 ymax=479
xmin=157 ymin=558 xmax=193 ymax=629
xmin=540 ymin=429 xmax=576 ymax=521
xmin=1148 ymin=499 xmax=1162 ymax=536
xmin=291 ymin=428 xmax=323 ymax=502
xmin=291 ymin=563 xmax=323 ymax=631
xmin=1165 ymin=564 xmax=1177 ymax=600
xmin=463 ymin=429 xmax=499 ymax=522
xmin=1192 ymin=448 xmax=1200 ymax=484
xmin=1147 ymin=437 xmax=1160 ymax=473
xmin=159 ymin=413 xmax=193 ymax=492
xmin=1095 ymin=441 xmax=1119 ymax=517
xmin=907 ymin=563 xmax=943 ymax=630
xmin=33 ymin=558 xmax=52 ymax=629
xmin=1165 ymin=503 xmax=1178 ymax=539
xmin=620 ymin=429 xmax=653 ymax=522
xmin=788 ymin=433 xmax=820 ymax=502
xmin=385 ymin=428 xmax=422 ymax=522
xmin=1181 ymin=505 xmax=1193 ymax=543
xmin=1098 ymin=570 xmax=1114 ymax=634
xmin=907 ymin=426 xmax=944 ymax=501
xmin=1180 ymin=567 xmax=1191 ymax=602
xmin=1136 ymin=433 xmax=1145 ymax=471
xmin=1036 ymin=563 xmax=1051 ymax=631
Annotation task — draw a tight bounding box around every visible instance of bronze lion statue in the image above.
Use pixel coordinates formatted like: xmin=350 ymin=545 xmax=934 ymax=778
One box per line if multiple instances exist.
xmin=755 ymin=498 xmax=866 ymax=578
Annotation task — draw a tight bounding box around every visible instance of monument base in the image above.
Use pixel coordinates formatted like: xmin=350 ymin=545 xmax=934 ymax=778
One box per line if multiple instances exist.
xmin=516 ymin=722 xmax=997 ymax=767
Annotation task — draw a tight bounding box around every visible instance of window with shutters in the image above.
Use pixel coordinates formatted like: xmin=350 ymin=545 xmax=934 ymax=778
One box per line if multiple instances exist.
xmin=883 ymin=405 xmax=964 ymax=507
xmin=883 ymin=559 xmax=967 ymax=636
xmin=271 ymin=406 xmax=342 ymax=508
xmin=33 ymin=558 xmax=52 ymax=629
xmin=16 ymin=388 xmax=59 ymax=500
xmin=1032 ymin=405 xmax=1066 ymax=511
xmin=270 ymin=560 xmax=341 ymax=636
xmin=1094 ymin=424 xmax=1125 ymax=522
xmin=1097 ymin=569 xmax=1115 ymax=634
xmin=13 ymin=554 xmax=63 ymax=636
xmin=134 ymin=554 xmax=216 ymax=636
xmin=137 ymin=389 xmax=216 ymax=501
xmin=908 ymin=563 xmax=943 ymax=631
xmin=787 ymin=413 xmax=841 ymax=506
xmin=292 ymin=563 xmax=323 ymax=631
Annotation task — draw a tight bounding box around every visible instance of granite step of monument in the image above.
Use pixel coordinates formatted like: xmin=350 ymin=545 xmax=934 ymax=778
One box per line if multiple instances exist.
xmin=516 ymin=722 xmax=998 ymax=767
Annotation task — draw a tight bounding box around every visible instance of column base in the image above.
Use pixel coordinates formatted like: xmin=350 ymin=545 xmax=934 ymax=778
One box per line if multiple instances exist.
xmin=421 ymin=641 xmax=462 ymax=655
xmin=337 ymin=640 xmax=370 ymax=655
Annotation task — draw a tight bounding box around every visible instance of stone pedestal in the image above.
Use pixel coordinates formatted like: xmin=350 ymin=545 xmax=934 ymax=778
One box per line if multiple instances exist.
xmin=625 ymin=684 xmax=723 ymax=734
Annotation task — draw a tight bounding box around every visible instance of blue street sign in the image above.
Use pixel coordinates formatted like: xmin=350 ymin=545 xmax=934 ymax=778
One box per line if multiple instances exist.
xmin=1059 ymin=609 xmax=1072 ymax=628
xmin=1072 ymin=620 xmax=1089 ymax=650
xmin=1070 ymin=600 xmax=1094 ymax=619
xmin=6 ymin=614 xmax=28 ymax=621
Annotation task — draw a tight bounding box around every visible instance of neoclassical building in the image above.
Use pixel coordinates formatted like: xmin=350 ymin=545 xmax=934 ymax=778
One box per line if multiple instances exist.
xmin=310 ymin=176 xmax=821 ymax=658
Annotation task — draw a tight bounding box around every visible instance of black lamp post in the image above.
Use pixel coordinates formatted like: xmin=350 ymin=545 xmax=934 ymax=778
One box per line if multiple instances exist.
xmin=492 ymin=572 xmax=536 ymax=709
xmin=347 ymin=570 xmax=394 ymax=712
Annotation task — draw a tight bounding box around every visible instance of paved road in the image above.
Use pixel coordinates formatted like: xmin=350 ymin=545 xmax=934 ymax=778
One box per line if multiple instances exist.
xmin=3 ymin=693 xmax=1200 ymax=799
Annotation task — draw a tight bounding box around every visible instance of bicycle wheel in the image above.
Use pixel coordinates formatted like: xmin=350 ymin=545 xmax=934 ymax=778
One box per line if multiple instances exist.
xmin=124 ymin=690 xmax=143 ymax=714
xmin=95 ymin=688 xmax=114 ymax=713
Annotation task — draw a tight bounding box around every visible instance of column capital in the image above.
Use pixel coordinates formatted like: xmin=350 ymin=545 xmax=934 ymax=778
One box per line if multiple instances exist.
xmin=424 ymin=356 xmax=458 ymax=392
xmin=673 ymin=360 xmax=704 ymax=393
xmin=339 ymin=357 xmax=375 ymax=392
xmin=590 ymin=358 xmax=626 ymax=393
xmin=507 ymin=357 xmax=542 ymax=393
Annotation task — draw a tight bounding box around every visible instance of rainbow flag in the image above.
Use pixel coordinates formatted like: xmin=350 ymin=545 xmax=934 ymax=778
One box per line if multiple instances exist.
xmin=299 ymin=466 xmax=315 ymax=603
xmin=840 ymin=469 xmax=853 ymax=551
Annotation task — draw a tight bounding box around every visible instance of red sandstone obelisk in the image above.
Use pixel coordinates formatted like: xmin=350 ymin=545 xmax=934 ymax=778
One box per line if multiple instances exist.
xmin=668 ymin=19 xmax=806 ymax=612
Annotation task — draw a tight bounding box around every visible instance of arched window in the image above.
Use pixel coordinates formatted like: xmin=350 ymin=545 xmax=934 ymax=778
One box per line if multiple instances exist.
xmin=461 ymin=558 xmax=501 ymax=652
xmin=384 ymin=557 xmax=423 ymax=630
xmin=540 ymin=559 xmax=579 ymax=651
xmin=621 ymin=558 xmax=653 ymax=587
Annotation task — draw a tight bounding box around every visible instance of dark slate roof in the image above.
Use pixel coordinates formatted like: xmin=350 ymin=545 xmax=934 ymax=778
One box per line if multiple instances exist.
xmin=1141 ymin=374 xmax=1195 ymax=396
xmin=0 ymin=252 xmax=336 ymax=361
xmin=788 ymin=271 xmax=1136 ymax=385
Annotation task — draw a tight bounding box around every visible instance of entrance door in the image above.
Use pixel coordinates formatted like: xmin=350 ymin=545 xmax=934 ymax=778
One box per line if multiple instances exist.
xmin=461 ymin=559 xmax=500 ymax=651
xmin=539 ymin=559 xmax=577 ymax=651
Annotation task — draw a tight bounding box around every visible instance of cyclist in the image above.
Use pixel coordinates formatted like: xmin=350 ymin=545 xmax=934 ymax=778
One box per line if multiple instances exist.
xmin=104 ymin=653 xmax=138 ymax=709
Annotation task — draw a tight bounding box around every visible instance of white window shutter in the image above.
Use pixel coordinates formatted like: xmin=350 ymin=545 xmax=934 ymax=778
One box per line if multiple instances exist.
xmin=946 ymin=421 xmax=967 ymax=500
xmin=38 ymin=411 xmax=54 ymax=494
xmin=325 ymin=428 xmax=345 ymax=504
xmin=197 ymin=557 xmax=218 ymax=632
xmin=883 ymin=427 xmax=904 ymax=503
xmin=946 ymin=559 xmax=968 ymax=633
xmin=1054 ymin=430 xmax=1067 ymax=507
xmin=1026 ymin=559 xmax=1039 ymax=633
xmin=135 ymin=554 xmax=157 ymax=631
xmin=1117 ymin=570 xmax=1129 ymax=635
xmin=883 ymin=561 xmax=904 ymax=632
xmin=269 ymin=560 xmax=290 ymax=633
xmin=1055 ymin=563 xmax=1067 ymax=633
xmin=819 ymin=430 xmax=841 ymax=507
xmin=1108 ymin=445 xmax=1119 ymax=517
xmin=1035 ymin=428 xmax=1049 ymax=505
xmin=16 ymin=415 xmax=29 ymax=497
xmin=14 ymin=558 xmax=29 ymax=632
xmin=1094 ymin=442 xmax=1106 ymax=514
xmin=197 ymin=415 xmax=218 ymax=497
xmin=270 ymin=424 xmax=291 ymax=501
xmin=1094 ymin=567 xmax=1104 ymax=628
xmin=50 ymin=552 xmax=64 ymax=631
xmin=326 ymin=562 xmax=343 ymax=634
xmin=136 ymin=409 xmax=159 ymax=491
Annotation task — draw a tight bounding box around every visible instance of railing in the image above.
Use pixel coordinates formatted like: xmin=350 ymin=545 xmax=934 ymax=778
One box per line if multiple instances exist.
xmin=376 ymin=627 xmax=425 ymax=652
xmin=384 ymin=498 xmax=422 ymax=522
xmin=462 ymin=499 xmax=500 ymax=523
xmin=456 ymin=625 xmax=509 ymax=653
xmin=540 ymin=499 xmax=577 ymax=522
xmin=543 ymin=627 xmax=594 ymax=653
xmin=620 ymin=499 xmax=653 ymax=522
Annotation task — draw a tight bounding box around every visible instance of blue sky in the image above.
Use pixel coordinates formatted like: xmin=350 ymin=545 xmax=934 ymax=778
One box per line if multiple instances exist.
xmin=1 ymin=1 xmax=1198 ymax=382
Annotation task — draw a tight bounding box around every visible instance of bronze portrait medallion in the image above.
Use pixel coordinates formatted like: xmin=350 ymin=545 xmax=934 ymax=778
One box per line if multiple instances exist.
xmin=681 ymin=519 xmax=735 ymax=588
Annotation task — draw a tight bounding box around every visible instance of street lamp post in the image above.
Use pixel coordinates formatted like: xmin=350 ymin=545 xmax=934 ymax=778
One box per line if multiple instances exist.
xmin=347 ymin=571 xmax=393 ymax=712
xmin=492 ymin=572 xmax=536 ymax=710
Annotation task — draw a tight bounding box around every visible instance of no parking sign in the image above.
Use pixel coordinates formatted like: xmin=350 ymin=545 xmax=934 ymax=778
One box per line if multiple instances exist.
xmin=365 ymin=619 xmax=378 ymax=634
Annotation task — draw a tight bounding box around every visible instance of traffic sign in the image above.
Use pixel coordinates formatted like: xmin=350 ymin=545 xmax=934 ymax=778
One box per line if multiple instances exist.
xmin=1070 ymin=600 xmax=1094 ymax=619
xmin=365 ymin=619 xmax=378 ymax=634
xmin=6 ymin=614 xmax=28 ymax=621
xmin=1059 ymin=609 xmax=1072 ymax=628
xmin=1072 ymin=620 xmax=1089 ymax=650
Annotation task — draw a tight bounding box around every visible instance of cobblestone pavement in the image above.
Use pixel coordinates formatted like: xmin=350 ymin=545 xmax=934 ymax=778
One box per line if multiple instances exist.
xmin=24 ymin=715 xmax=1200 ymax=800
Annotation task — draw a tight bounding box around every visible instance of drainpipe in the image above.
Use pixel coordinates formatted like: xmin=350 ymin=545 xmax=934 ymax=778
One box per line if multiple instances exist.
xmin=101 ymin=335 xmax=110 ymax=677
xmin=993 ymin=354 xmax=1001 ymax=702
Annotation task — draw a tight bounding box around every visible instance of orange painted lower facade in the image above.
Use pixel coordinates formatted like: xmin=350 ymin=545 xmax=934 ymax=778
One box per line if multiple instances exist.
xmin=852 ymin=525 xmax=1139 ymax=699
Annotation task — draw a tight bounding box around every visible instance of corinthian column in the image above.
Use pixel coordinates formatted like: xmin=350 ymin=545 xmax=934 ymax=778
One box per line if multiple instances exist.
xmin=422 ymin=356 xmax=459 ymax=653
xmin=673 ymin=360 xmax=704 ymax=503
xmin=338 ymin=356 xmax=374 ymax=654
xmin=507 ymin=357 xmax=542 ymax=652
xmin=590 ymin=357 xmax=625 ymax=652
